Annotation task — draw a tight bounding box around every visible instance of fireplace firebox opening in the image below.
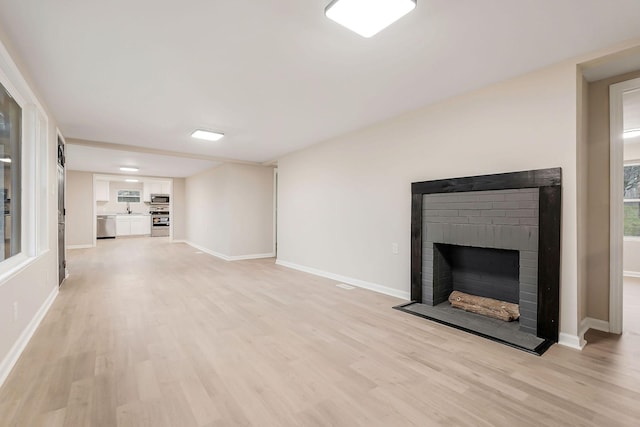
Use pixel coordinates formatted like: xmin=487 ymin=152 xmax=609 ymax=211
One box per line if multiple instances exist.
xmin=432 ymin=244 xmax=520 ymax=306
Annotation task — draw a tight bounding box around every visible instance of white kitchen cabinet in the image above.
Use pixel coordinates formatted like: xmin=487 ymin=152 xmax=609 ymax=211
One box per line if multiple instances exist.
xmin=143 ymin=181 xmax=170 ymax=202
xmin=131 ymin=215 xmax=151 ymax=235
xmin=142 ymin=183 xmax=152 ymax=202
xmin=116 ymin=215 xmax=151 ymax=236
xmin=142 ymin=182 xmax=156 ymax=202
xmin=95 ymin=180 xmax=110 ymax=202
xmin=116 ymin=217 xmax=131 ymax=236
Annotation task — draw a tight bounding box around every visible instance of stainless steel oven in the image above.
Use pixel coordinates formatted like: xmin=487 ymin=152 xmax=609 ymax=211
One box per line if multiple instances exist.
xmin=150 ymin=205 xmax=170 ymax=237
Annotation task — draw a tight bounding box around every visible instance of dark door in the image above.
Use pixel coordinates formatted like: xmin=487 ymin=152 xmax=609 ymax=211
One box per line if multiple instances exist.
xmin=57 ymin=137 xmax=65 ymax=285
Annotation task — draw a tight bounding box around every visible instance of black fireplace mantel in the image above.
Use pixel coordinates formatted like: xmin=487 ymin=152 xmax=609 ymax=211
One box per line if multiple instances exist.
xmin=409 ymin=168 xmax=562 ymax=343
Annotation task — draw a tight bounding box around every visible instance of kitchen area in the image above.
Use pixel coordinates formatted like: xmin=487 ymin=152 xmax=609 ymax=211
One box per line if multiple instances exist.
xmin=94 ymin=175 xmax=172 ymax=240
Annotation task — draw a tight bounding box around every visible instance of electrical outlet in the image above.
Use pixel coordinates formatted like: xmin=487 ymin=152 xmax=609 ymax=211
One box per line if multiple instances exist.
xmin=13 ymin=302 xmax=18 ymax=322
xmin=392 ymin=243 xmax=399 ymax=254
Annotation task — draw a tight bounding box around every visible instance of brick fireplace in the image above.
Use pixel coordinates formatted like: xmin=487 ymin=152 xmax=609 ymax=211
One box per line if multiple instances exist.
xmin=422 ymin=188 xmax=539 ymax=335
xmin=399 ymin=168 xmax=561 ymax=354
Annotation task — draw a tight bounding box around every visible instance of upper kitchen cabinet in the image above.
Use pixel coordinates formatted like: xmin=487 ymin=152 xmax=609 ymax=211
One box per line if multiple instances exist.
xmin=143 ymin=181 xmax=171 ymax=202
xmin=161 ymin=181 xmax=171 ymax=195
xmin=95 ymin=180 xmax=110 ymax=202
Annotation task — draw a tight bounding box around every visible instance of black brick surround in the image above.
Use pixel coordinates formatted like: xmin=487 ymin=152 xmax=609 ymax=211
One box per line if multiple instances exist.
xmin=409 ymin=168 xmax=561 ymax=343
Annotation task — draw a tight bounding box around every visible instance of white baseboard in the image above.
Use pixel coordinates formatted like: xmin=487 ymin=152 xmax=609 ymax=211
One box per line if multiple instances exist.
xmin=67 ymin=244 xmax=93 ymax=249
xmin=191 ymin=243 xmax=232 ymax=261
xmin=579 ymin=317 xmax=610 ymax=344
xmin=228 ymin=253 xmax=276 ymax=261
xmin=581 ymin=317 xmax=611 ymax=334
xmin=0 ymin=285 xmax=58 ymax=387
xmin=275 ymin=259 xmax=410 ymax=301
xmin=558 ymin=332 xmax=585 ymax=351
xmin=623 ymin=270 xmax=640 ymax=278
xmin=184 ymin=241 xmax=275 ymax=262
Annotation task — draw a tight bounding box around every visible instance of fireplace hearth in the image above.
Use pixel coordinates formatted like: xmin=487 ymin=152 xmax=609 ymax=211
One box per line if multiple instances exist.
xmin=395 ymin=168 xmax=561 ymax=355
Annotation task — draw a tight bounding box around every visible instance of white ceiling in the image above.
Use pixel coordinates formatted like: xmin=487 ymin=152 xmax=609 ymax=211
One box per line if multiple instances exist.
xmin=3 ymin=1 xmax=640 ymax=175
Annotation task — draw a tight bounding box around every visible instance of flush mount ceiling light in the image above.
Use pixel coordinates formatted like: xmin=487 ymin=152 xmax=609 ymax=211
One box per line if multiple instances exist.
xmin=191 ymin=129 xmax=224 ymax=141
xmin=120 ymin=166 xmax=139 ymax=172
xmin=125 ymin=179 xmax=139 ymax=183
xmin=624 ymin=129 xmax=640 ymax=139
xmin=325 ymin=0 xmax=416 ymax=38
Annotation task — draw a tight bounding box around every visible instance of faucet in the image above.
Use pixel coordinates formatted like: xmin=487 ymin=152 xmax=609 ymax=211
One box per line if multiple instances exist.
xmin=126 ymin=202 xmax=132 ymax=214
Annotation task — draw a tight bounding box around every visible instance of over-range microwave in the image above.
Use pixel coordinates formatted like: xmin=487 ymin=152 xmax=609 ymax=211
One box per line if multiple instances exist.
xmin=150 ymin=194 xmax=169 ymax=204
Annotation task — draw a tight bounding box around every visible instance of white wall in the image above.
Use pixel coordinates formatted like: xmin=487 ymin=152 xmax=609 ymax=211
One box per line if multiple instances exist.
xmin=277 ymin=61 xmax=581 ymax=338
xmin=172 ymin=178 xmax=186 ymax=241
xmin=66 ymin=171 xmax=93 ymax=247
xmin=577 ymin=74 xmax=589 ymax=325
xmin=0 ymin=29 xmax=59 ymax=384
xmin=185 ymin=164 xmax=274 ymax=259
xmin=227 ymin=165 xmax=275 ymax=257
xmin=185 ymin=165 xmax=230 ymax=255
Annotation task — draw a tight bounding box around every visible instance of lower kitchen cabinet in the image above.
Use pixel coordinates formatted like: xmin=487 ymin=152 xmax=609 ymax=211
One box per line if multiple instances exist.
xmin=131 ymin=216 xmax=151 ymax=235
xmin=116 ymin=217 xmax=131 ymax=236
xmin=116 ymin=215 xmax=151 ymax=236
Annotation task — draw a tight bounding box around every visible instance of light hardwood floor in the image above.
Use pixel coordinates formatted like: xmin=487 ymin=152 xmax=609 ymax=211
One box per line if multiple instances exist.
xmin=1 ymin=238 xmax=640 ymax=426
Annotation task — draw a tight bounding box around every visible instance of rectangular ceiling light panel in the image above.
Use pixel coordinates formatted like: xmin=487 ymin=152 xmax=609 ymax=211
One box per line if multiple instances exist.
xmin=325 ymin=0 xmax=416 ymax=38
xmin=191 ymin=129 xmax=224 ymax=141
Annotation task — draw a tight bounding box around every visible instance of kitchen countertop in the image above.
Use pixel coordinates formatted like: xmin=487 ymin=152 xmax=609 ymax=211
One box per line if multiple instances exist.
xmin=97 ymin=213 xmax=151 ymax=216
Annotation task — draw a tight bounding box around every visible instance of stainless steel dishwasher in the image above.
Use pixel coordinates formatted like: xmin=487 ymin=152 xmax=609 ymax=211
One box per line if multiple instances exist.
xmin=96 ymin=215 xmax=116 ymax=239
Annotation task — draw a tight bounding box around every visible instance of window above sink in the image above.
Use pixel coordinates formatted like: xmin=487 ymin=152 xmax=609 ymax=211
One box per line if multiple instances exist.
xmin=117 ymin=189 xmax=141 ymax=203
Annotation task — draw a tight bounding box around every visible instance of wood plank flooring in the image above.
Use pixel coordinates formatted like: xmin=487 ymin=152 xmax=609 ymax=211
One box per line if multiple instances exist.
xmin=1 ymin=237 xmax=640 ymax=426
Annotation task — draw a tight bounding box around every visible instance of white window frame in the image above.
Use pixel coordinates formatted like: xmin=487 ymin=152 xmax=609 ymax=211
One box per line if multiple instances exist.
xmin=0 ymin=37 xmax=50 ymax=282
xmin=623 ymin=162 xmax=640 ymax=241
xmin=117 ymin=189 xmax=141 ymax=203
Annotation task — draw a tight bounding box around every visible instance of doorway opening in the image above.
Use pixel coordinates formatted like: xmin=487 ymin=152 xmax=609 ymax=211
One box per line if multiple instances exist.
xmin=92 ymin=174 xmax=173 ymax=243
xmin=610 ymin=77 xmax=640 ymax=335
